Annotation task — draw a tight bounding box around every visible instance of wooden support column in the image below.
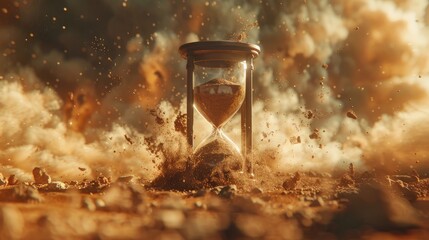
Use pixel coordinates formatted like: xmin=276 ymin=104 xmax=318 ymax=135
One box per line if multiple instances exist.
xmin=186 ymin=55 xmax=194 ymax=149
xmin=245 ymin=57 xmax=254 ymax=176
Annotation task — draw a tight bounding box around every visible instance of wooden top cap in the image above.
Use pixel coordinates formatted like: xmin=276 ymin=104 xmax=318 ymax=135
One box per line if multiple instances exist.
xmin=179 ymin=41 xmax=260 ymax=67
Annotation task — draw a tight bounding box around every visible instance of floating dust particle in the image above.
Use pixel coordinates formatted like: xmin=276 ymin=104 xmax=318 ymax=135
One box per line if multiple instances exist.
xmin=229 ymin=21 xmax=258 ymax=42
xmin=192 ymin=138 xmax=243 ymax=188
xmin=124 ymin=134 xmax=133 ymax=145
xmin=149 ymin=109 xmax=165 ymax=125
xmin=346 ymin=110 xmax=358 ymax=119
xmin=194 ymin=78 xmax=244 ymax=128
xmin=290 ymin=136 xmax=301 ymax=144
xmin=174 ymin=112 xmax=187 ymax=136
xmin=78 ymin=167 xmax=86 ymax=171
xmin=355 ymin=26 xmax=360 ymax=30
xmin=309 ymin=129 xmax=320 ymax=140
xmin=143 ymin=136 xmax=164 ymax=158
xmin=304 ymin=110 xmax=314 ymax=119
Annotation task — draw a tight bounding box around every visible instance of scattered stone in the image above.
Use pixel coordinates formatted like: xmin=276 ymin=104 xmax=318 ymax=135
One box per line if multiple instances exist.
xmin=289 ymin=136 xmax=301 ymax=144
xmin=46 ymin=181 xmax=68 ymax=192
xmin=346 ymin=110 xmax=358 ymax=120
xmin=78 ymin=167 xmax=86 ymax=171
xmin=250 ymin=187 xmax=263 ymax=194
xmin=283 ymin=172 xmax=301 ymax=190
xmin=218 ymin=185 xmax=237 ymax=199
xmin=0 ymin=174 xmax=7 ymax=186
xmin=7 ymin=175 xmax=18 ymax=186
xmin=309 ymin=129 xmax=320 ymax=140
xmin=310 ymin=197 xmax=325 ymax=207
xmin=0 ymin=206 xmax=24 ymax=240
xmin=80 ymin=176 xmax=111 ymax=193
xmin=124 ymin=134 xmax=133 ymax=145
xmin=32 ymin=167 xmax=52 ymax=184
xmin=69 ymin=181 xmax=78 ymax=186
xmin=305 ymin=110 xmax=314 ymax=119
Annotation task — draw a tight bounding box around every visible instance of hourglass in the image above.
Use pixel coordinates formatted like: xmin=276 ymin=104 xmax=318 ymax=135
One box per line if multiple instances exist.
xmin=179 ymin=41 xmax=260 ymax=182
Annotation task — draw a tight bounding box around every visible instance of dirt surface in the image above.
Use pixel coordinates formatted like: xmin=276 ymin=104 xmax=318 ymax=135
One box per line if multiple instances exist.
xmin=1 ymin=168 xmax=429 ymax=239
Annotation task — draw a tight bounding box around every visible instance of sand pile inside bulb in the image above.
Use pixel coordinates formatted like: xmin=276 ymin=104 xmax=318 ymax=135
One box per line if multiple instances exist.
xmin=194 ymin=78 xmax=245 ymax=127
xmin=192 ymin=138 xmax=243 ymax=187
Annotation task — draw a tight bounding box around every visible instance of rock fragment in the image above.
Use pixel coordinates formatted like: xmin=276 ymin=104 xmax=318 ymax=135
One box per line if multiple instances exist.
xmin=289 ymin=136 xmax=301 ymax=144
xmin=7 ymin=175 xmax=18 ymax=185
xmin=218 ymin=185 xmax=237 ymax=199
xmin=0 ymin=174 xmax=7 ymax=186
xmin=309 ymin=129 xmax=320 ymax=140
xmin=32 ymin=167 xmax=51 ymax=184
xmin=283 ymin=172 xmax=301 ymax=190
xmin=80 ymin=176 xmax=111 ymax=193
xmin=46 ymin=181 xmax=68 ymax=192
xmin=346 ymin=110 xmax=358 ymax=120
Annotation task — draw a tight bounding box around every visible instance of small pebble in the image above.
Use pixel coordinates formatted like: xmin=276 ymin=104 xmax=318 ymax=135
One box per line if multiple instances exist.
xmin=0 ymin=173 xmax=7 ymax=186
xmin=47 ymin=181 xmax=68 ymax=191
xmin=32 ymin=167 xmax=51 ymax=185
xmin=7 ymin=175 xmax=18 ymax=186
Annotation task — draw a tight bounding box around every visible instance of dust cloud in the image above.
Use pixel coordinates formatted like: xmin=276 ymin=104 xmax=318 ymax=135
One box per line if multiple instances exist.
xmin=0 ymin=0 xmax=428 ymax=182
